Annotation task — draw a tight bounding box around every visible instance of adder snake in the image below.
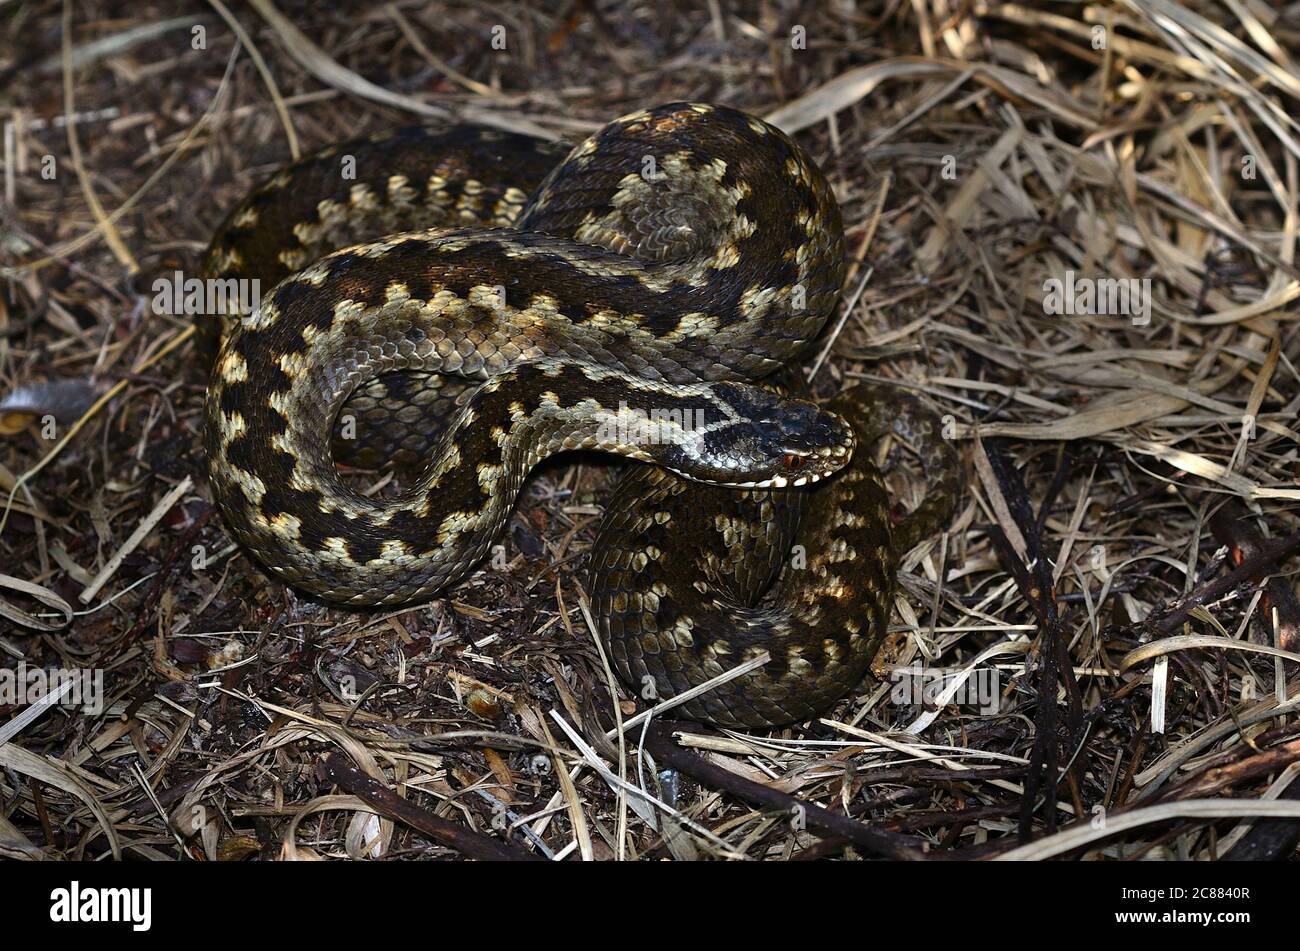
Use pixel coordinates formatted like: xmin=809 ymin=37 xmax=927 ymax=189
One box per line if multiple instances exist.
xmin=202 ymin=102 xmax=958 ymax=728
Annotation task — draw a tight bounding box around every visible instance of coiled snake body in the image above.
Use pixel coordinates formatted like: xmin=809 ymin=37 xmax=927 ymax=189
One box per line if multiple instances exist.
xmin=203 ymin=103 xmax=958 ymax=728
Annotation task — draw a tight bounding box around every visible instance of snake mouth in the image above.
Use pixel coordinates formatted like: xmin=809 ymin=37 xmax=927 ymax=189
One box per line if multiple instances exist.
xmin=735 ymin=472 xmax=826 ymax=488
xmin=665 ymin=407 xmax=857 ymax=489
xmin=666 ymin=469 xmax=835 ymax=489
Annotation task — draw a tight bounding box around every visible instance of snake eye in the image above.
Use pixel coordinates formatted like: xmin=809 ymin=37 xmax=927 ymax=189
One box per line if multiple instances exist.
xmin=785 ymin=454 xmax=804 ymax=469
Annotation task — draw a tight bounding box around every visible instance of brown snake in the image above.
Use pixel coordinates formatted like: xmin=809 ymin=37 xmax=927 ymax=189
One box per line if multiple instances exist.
xmin=202 ymin=102 xmax=959 ymax=728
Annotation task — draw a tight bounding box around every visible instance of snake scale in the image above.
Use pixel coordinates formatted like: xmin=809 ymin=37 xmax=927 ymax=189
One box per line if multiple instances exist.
xmin=202 ymin=102 xmax=958 ymax=728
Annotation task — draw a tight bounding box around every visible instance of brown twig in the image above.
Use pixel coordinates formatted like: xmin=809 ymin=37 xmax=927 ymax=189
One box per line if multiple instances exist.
xmin=643 ymin=721 xmax=930 ymax=860
xmin=1209 ymin=500 xmax=1300 ymax=652
xmin=1163 ymin=736 xmax=1300 ymax=803
xmin=1154 ymin=530 xmax=1300 ymax=636
xmin=319 ymin=754 xmax=544 ymax=862
xmin=980 ymin=438 xmax=1085 ymax=839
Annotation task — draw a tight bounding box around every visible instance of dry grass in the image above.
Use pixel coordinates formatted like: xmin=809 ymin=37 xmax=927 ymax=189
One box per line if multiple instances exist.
xmin=1 ymin=0 xmax=1299 ymax=861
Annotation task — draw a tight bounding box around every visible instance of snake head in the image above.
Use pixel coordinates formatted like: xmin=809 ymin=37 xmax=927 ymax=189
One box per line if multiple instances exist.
xmin=670 ymin=383 xmax=856 ymax=488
